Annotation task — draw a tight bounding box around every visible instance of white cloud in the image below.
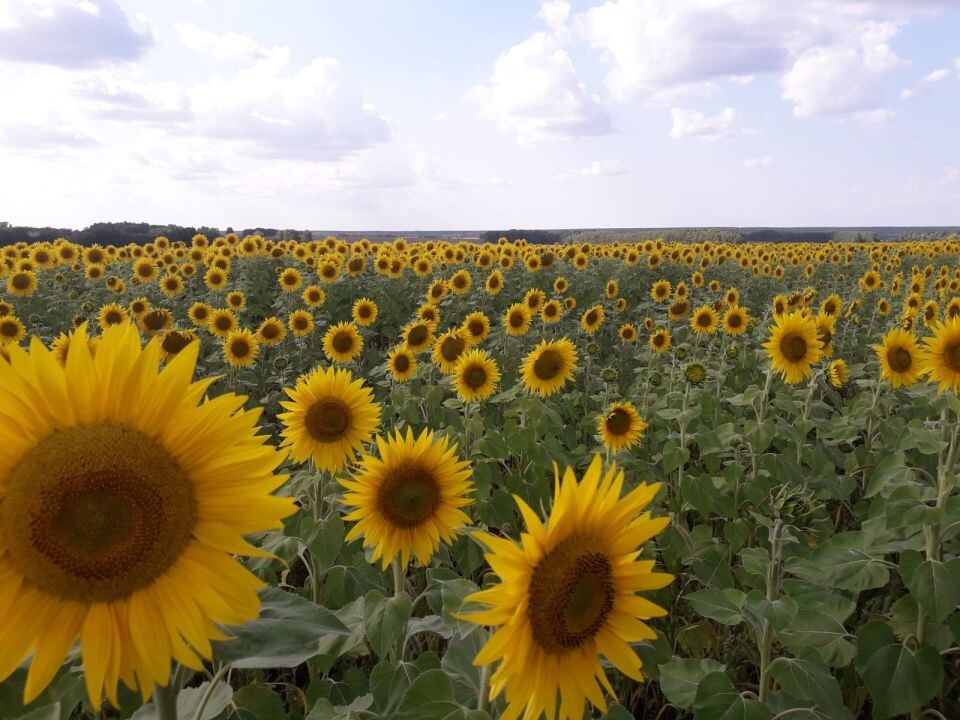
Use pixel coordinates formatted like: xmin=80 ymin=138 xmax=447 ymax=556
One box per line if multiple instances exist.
xmin=670 ymin=107 xmax=737 ymax=140
xmin=539 ymin=1 xmax=571 ymax=34
xmin=0 ymin=0 xmax=154 ymax=67
xmin=743 ymin=155 xmax=774 ymax=168
xmin=176 ymin=23 xmax=270 ymax=62
xmin=557 ymin=159 xmax=624 ymax=178
xmin=956 ymin=57 xmax=960 ymax=75
xmin=469 ymin=31 xmax=612 ymax=143
xmin=921 ymin=68 xmax=950 ymax=83
xmin=729 ymin=75 xmax=755 ymax=85
xmin=848 ymin=108 xmax=896 ymax=125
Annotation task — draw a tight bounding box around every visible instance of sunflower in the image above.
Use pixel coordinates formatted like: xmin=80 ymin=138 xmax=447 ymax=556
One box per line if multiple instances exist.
xmin=449 ymin=269 xmax=472 ymax=295
xmin=387 ymin=344 xmax=417 ymax=382
xmin=279 ymin=267 xmax=303 ymax=292
xmin=564 ymin=297 xmax=577 ymax=311
xmin=772 ymin=294 xmax=788 ymax=317
xmin=353 ymin=298 xmax=378 ymax=327
xmin=226 ymin=291 xmax=246 ymax=312
xmin=461 ymin=311 xmax=491 ymax=345
xmin=541 ymin=299 xmax=563 ymax=324
xmin=521 ymin=338 xmax=578 ymax=397
xmin=204 ymin=267 xmax=228 ymax=291
xmin=827 ymin=359 xmax=849 ymax=389
xmin=97 ymin=303 xmax=128 ymax=331
xmin=504 ymin=303 xmax=532 ymax=337
xmin=0 ymin=301 xmax=12 ymax=317
xmin=402 ymin=320 xmax=436 ymax=353
xmin=279 ymin=366 xmax=381 ymax=473
xmin=431 ymin=329 xmax=468 ymax=374
xmin=427 ymin=279 xmax=447 ymax=303
xmin=690 ymin=305 xmax=718 ymax=334
xmin=722 ymin=306 xmax=748 ymax=336
xmin=452 ymin=349 xmax=500 ymax=402
xmin=418 ymin=303 xmax=440 ymax=325
xmin=0 ymin=316 xmax=25 ymax=344
xmin=323 ymin=322 xmax=364 ymax=364
xmin=462 ymin=455 xmax=672 ymax=720
xmin=605 ymin=280 xmax=619 ymax=298
xmin=302 ymin=285 xmax=326 ymax=308
xmin=874 ymin=328 xmax=921 ymax=388
xmin=619 ymin=323 xmax=637 ymax=343
xmin=288 ymin=309 xmax=315 ymax=337
xmin=815 ymin=313 xmax=837 ymax=358
xmin=132 ymin=258 xmax=157 ymax=283
xmin=553 ymin=276 xmax=568 ymax=294
xmin=820 ymin=294 xmax=842 ymax=317
xmin=208 ymin=308 xmax=238 ymax=338
xmin=188 ymin=301 xmax=212 ymax=327
xmin=6 ymin=271 xmax=37 ymax=297
xmin=159 ymin=274 xmax=183 ymax=298
xmin=685 ymin=362 xmax=707 ymax=385
xmin=919 ymin=315 xmax=960 ymax=392
xmin=0 ymin=323 xmax=292 ymax=709
xmin=649 ymin=328 xmax=671 ymax=353
xmin=598 ymin=402 xmax=648 ymax=454
xmin=581 ymin=305 xmax=604 ymax=334
xmin=524 ymin=289 xmax=546 ymax=312
xmin=762 ymin=311 xmax=822 ymax=383
xmin=257 ymin=316 xmax=287 ymax=346
xmin=129 ymin=297 xmax=151 ymax=318
xmin=223 ymin=328 xmax=259 ymax=368
xmin=485 ymin=270 xmax=504 ymax=295
xmin=340 ymin=428 xmax=473 ymax=569
xmin=139 ymin=308 xmax=173 ymax=336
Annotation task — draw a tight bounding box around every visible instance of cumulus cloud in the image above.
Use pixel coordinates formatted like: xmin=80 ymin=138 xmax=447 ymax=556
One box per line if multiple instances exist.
xmin=469 ymin=31 xmax=612 ymax=143
xmin=901 ymin=67 xmax=951 ymax=98
xmin=743 ymin=155 xmax=774 ymax=168
xmin=670 ymin=107 xmax=737 ymax=140
xmin=176 ymin=23 xmax=270 ymax=62
xmin=557 ymin=159 xmax=624 ymax=178
xmin=0 ymin=0 xmax=154 ymax=68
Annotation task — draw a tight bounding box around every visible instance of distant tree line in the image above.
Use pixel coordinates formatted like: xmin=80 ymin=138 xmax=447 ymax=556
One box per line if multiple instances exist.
xmin=479 ymin=229 xmax=563 ymax=244
xmin=0 ymin=222 xmax=304 ymax=246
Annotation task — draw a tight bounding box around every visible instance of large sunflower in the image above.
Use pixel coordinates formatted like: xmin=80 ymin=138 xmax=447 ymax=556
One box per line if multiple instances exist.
xmin=323 ymin=322 xmax=363 ymax=364
xmin=690 ymin=305 xmax=718 ymax=335
xmin=722 ymin=306 xmax=749 ymax=336
xmin=340 ymin=428 xmax=473 ymax=569
xmin=402 ymin=320 xmax=436 ymax=354
xmin=598 ymin=402 xmax=648 ymax=454
xmin=452 ymin=349 xmax=500 ymax=402
xmin=874 ymin=328 xmax=922 ymax=388
xmin=0 ymin=323 xmax=292 ymax=709
xmin=521 ymin=338 xmax=578 ymax=397
xmin=432 ymin=328 xmax=468 ymax=374
xmin=762 ymin=311 xmax=822 ymax=383
xmin=223 ymin=328 xmax=259 ymax=368
xmin=919 ymin=315 xmax=960 ymax=392
xmin=462 ymin=455 xmax=672 ymax=720
xmin=279 ymin=366 xmax=381 ymax=473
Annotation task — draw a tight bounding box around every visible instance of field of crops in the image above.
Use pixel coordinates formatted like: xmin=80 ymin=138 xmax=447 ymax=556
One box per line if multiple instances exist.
xmin=1 ymin=234 xmax=959 ymax=720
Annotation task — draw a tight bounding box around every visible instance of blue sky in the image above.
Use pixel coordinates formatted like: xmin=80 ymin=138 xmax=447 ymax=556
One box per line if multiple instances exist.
xmin=0 ymin=0 xmax=958 ymax=230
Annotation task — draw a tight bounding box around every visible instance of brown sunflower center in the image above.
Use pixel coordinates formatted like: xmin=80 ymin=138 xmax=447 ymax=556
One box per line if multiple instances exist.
xmin=454 ymin=276 xmax=466 ymax=288
xmin=230 ymin=339 xmax=251 ymax=358
xmin=333 ymin=332 xmax=355 ymax=354
xmin=943 ymin=341 xmax=960 ymax=373
xmin=308 ymin=291 xmax=321 ymax=303
xmin=780 ymin=333 xmax=808 ymax=363
xmin=585 ymin=311 xmax=598 ymax=325
xmin=727 ymin=313 xmax=742 ymax=328
xmin=214 ymin=316 xmax=232 ymax=331
xmin=605 ymin=408 xmax=633 ymax=436
xmin=468 ymin=320 xmax=484 ymax=337
xmin=407 ymin=325 xmax=429 ymax=347
xmin=162 ymin=331 xmax=193 ymax=355
xmin=358 ymin=305 xmax=372 ymax=318
xmin=261 ymin=323 xmax=280 ymax=340
xmin=0 ymin=424 xmax=195 ymax=603
xmin=11 ymin=274 xmax=31 ymax=290
xmin=463 ymin=365 xmax=487 ymax=389
xmin=697 ymin=313 xmax=711 ymax=327
xmin=440 ymin=336 xmax=466 ymax=362
xmin=533 ymin=349 xmax=563 ymax=380
xmin=393 ymin=354 xmax=411 ymax=373
xmin=305 ymin=400 xmax=350 ymax=442
xmin=509 ymin=312 xmax=525 ymax=329
xmin=143 ymin=310 xmax=168 ymax=331
xmin=104 ymin=310 xmax=123 ymax=325
xmin=349 ymin=258 xmax=363 ymax=272
xmin=1 ymin=320 xmax=18 ymax=338
xmin=544 ymin=304 xmax=558 ymax=317
xmin=528 ymin=535 xmax=615 ymax=654
xmin=887 ymin=346 xmax=913 ymax=373
xmin=376 ymin=465 xmax=441 ymax=527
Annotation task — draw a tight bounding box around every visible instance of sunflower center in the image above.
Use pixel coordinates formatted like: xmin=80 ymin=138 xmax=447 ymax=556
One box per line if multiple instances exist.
xmin=887 ymin=346 xmax=913 ymax=373
xmin=230 ymin=339 xmax=251 ymax=357
xmin=528 ymin=535 xmax=615 ymax=654
xmin=605 ymin=408 xmax=632 ymax=436
xmin=143 ymin=311 xmax=167 ymax=331
xmin=376 ymin=465 xmax=441 ymax=527
xmin=728 ymin=314 xmax=742 ymax=328
xmin=408 ymin=325 xmax=429 ymax=346
xmin=509 ymin=312 xmax=525 ymax=329
xmin=358 ymin=305 xmax=371 ymax=318
xmin=162 ymin=331 xmax=193 ymax=355
xmin=333 ymin=332 xmax=355 ymax=354
xmin=586 ymin=311 xmax=598 ymax=325
xmin=305 ymin=400 xmax=350 ymax=442
xmin=440 ymin=336 xmax=466 ymax=362
xmin=780 ymin=333 xmax=808 ymax=363
xmin=294 ymin=317 xmax=308 ymax=330
xmin=468 ymin=321 xmax=484 ymax=337
xmin=262 ymin=323 xmax=280 ymax=340
xmin=1 ymin=424 xmax=195 ymax=603
xmin=697 ymin=313 xmax=711 ymax=327
xmin=393 ymin=354 xmax=411 ymax=372
xmin=12 ymin=274 xmax=30 ymax=290
xmin=533 ymin=349 xmax=563 ymax=380
xmin=944 ymin=341 xmax=960 ymax=373
xmin=463 ymin=365 xmax=487 ymax=389
xmin=1 ymin=321 xmax=18 ymax=338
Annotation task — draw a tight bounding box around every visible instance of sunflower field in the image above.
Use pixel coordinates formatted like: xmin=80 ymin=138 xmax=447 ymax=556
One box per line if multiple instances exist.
xmin=2 ymin=234 xmax=960 ymax=720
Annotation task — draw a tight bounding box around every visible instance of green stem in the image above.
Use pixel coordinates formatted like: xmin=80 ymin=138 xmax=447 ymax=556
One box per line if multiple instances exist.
xmin=154 ymin=680 xmax=179 ymax=720
xmin=477 ymin=661 xmax=491 ymax=713
xmin=758 ymin=519 xmax=784 ymax=705
xmin=191 ymin=666 xmax=229 ymax=720
xmin=391 ymin=558 xmax=407 ymax=663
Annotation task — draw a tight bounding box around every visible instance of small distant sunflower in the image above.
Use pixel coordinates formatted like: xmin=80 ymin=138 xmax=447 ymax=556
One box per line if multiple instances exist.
xmin=524 ymin=289 xmax=546 ymax=312
xmin=97 ymin=303 xmax=128 ymax=331
xmin=427 ymin=279 xmax=447 ymax=303
xmin=139 ymin=308 xmax=173 ymax=336
xmin=553 ymin=276 xmax=568 ymax=294
xmin=619 ymin=323 xmax=638 ymax=343
xmin=449 ymin=269 xmax=472 ymax=295
xmin=685 ymin=362 xmax=707 ymax=385
xmin=521 ymin=338 xmax=578 ymax=397
xmin=432 ymin=328 xmax=468 ymax=374
xmin=226 ymin=291 xmax=246 ymax=312
xmin=815 ymin=313 xmax=837 ymax=358
xmin=453 ymin=349 xmax=500 ymax=403
xmin=690 ymin=305 xmax=718 ymax=334
xmin=132 ymin=258 xmax=157 ymax=283
xmin=279 ymin=366 xmax=381 ymax=473
xmin=919 ymin=315 xmax=960 ymax=392
xmin=340 ymin=428 xmax=473 ymax=568
xmin=667 ymin=299 xmax=690 ymax=322
xmin=0 ymin=315 xmax=25 ymax=344
xmin=772 ymin=294 xmax=788 ymax=317
xmin=605 ymin=280 xmax=619 ymax=298
xmin=323 ymin=322 xmax=363 ymax=364
xmin=722 ymin=306 xmax=749 ymax=336
xmin=302 ymin=285 xmax=326 ymax=308
xmin=188 ymin=301 xmax=212 ymax=327
xmin=223 ymin=328 xmax=259 ymax=368
xmin=827 ymin=359 xmax=849 ymax=389
xmin=541 ymin=299 xmax=563 ymax=324
xmin=504 ymin=303 xmax=532 ymax=337
xmin=204 ymin=267 xmax=228 ymax=291
xmin=418 ymin=303 xmax=440 ymax=325
xmin=820 ymin=294 xmax=842 ymax=317
xmin=279 ymin=267 xmax=303 ymax=292
xmin=353 ymin=298 xmax=378 ymax=327
xmin=402 ymin=320 xmax=436 ymax=353
xmin=649 ymin=328 xmax=671 ymax=353
xmin=462 ymin=455 xmax=672 ymax=720
xmin=129 ymin=296 xmax=151 ymax=318
xmin=485 ymin=270 xmax=504 ymax=295
xmin=564 ymin=297 xmax=577 ymax=311
xmin=257 ymin=316 xmax=287 ymax=346
xmin=581 ymin=305 xmax=604 ymax=334
xmin=762 ymin=311 xmax=822 ymax=383
xmin=208 ymin=308 xmax=238 ymax=338
xmin=387 ymin=344 xmax=417 ymax=382
xmin=598 ymin=402 xmax=648 ymax=453
xmin=461 ymin=311 xmax=491 ymax=345
xmin=288 ymin=309 xmax=315 ymax=337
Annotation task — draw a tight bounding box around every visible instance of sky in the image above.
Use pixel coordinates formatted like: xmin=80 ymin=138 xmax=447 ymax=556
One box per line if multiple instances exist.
xmin=0 ymin=0 xmax=958 ymax=231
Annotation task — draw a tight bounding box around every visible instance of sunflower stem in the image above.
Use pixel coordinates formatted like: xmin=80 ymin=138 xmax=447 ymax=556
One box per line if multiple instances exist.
xmin=154 ymin=678 xmax=180 ymax=720
xmin=391 ymin=558 xmax=407 ymax=662
xmin=477 ymin=661 xmax=491 ymax=713
xmin=758 ymin=518 xmax=784 ymax=705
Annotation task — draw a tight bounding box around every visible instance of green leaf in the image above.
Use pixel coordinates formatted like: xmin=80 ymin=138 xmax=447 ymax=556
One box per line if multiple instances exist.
xmin=308 ymin=515 xmax=346 ymax=566
xmin=904 ymin=557 xmax=960 ymax=624
xmin=686 ymin=588 xmax=746 ymax=625
xmin=692 ymin=671 xmax=772 ymax=720
xmin=786 ymin=532 xmax=889 ymax=592
xmin=394 ymin=669 xmax=464 ymax=719
xmin=363 ymin=589 xmax=413 ymax=659
xmin=213 ymin=587 xmax=357 ymax=668
xmin=14 ymin=704 xmax=61 ymax=720
xmin=659 ymin=658 xmax=726 ymax=709
xmin=770 ymin=658 xmax=851 ymax=719
xmin=600 ymin=705 xmax=635 ymax=720
xmin=864 ymin=451 xmax=914 ymax=498
xmin=232 ymin=684 xmax=287 ymax=720
xmin=132 ymin=682 xmax=232 ymax=720
xmin=370 ymin=654 xmax=440 ymax=717
xmin=778 ymin=609 xmax=855 ymax=667
xmin=855 ymin=621 xmax=944 ymax=720
xmin=663 ymin=439 xmax=691 ymax=474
